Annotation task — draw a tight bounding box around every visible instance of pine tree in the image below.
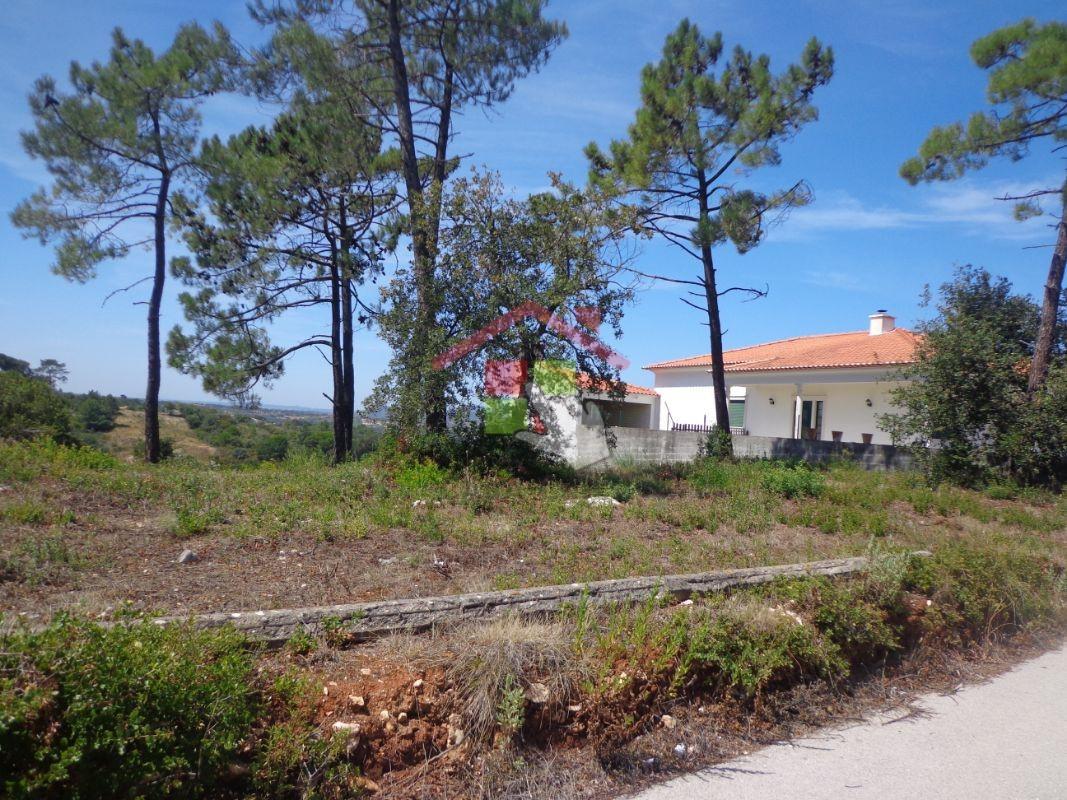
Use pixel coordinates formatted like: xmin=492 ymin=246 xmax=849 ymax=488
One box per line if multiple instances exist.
xmin=11 ymin=25 xmax=235 ymax=462
xmin=167 ymin=98 xmax=397 ymax=462
xmin=587 ymin=20 xmax=832 ymax=453
xmin=901 ymin=19 xmax=1067 ymax=395
xmin=251 ymin=0 xmax=566 ymax=431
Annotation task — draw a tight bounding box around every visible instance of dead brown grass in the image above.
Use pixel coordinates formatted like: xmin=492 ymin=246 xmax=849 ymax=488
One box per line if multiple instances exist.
xmin=100 ymin=407 xmax=216 ymax=462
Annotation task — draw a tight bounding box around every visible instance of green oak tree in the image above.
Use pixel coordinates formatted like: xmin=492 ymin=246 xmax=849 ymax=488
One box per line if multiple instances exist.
xmin=587 ymin=20 xmax=833 ymax=454
xmin=901 ymin=19 xmax=1067 ymax=396
xmin=167 ymin=98 xmax=397 ymax=462
xmin=369 ymin=169 xmax=638 ymax=425
xmin=250 ymin=0 xmax=567 ymax=431
xmin=882 ymin=266 xmax=1067 ymax=487
xmin=10 ymin=25 xmax=236 ymax=462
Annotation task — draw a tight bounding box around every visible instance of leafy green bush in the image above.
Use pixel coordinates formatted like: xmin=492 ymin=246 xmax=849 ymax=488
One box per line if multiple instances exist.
xmin=633 ymin=475 xmax=671 ymax=495
xmin=768 ymin=577 xmax=899 ymax=664
xmin=760 ymin=463 xmax=825 ymax=499
xmin=72 ymin=392 xmax=120 ymax=433
xmin=0 ymin=616 xmax=259 ymax=799
xmin=394 ymin=460 xmax=448 ymax=494
xmin=0 ymin=372 xmax=73 ymax=443
xmin=382 ymin=426 xmax=572 ymax=481
xmin=882 ymin=268 xmax=1067 ymax=488
xmin=688 ymin=459 xmax=730 ymax=495
xmin=904 ymin=540 xmax=1064 ymax=636
xmin=683 ymin=611 xmax=845 ymax=697
xmin=601 ymin=481 xmax=636 ymax=502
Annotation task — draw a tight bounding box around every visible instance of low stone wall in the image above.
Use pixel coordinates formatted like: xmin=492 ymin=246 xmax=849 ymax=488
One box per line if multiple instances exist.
xmin=147 ymin=555 xmax=902 ymax=644
xmin=576 ymin=425 xmax=913 ymax=471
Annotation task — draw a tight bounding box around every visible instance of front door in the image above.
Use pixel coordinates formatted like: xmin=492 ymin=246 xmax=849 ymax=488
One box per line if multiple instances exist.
xmin=799 ymin=399 xmax=824 ymax=440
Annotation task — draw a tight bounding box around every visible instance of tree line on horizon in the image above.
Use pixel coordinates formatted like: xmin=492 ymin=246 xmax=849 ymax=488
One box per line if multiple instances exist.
xmin=8 ymin=4 xmax=1066 ymax=482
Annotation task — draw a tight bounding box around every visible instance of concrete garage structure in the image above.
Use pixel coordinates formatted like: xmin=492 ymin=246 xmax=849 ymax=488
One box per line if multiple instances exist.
xmin=646 ymin=311 xmax=920 ymax=446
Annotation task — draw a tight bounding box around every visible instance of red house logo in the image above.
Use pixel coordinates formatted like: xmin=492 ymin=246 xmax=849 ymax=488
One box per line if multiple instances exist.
xmin=432 ymin=302 xmax=630 ymax=434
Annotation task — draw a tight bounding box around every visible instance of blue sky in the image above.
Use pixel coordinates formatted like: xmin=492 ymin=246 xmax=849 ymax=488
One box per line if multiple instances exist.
xmin=1 ymin=0 xmax=1063 ymax=408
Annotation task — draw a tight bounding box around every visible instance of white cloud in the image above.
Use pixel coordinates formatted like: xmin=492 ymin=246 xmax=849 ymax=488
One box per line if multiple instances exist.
xmin=772 ymin=179 xmax=1058 ymax=243
xmin=800 ymin=270 xmax=872 ymax=292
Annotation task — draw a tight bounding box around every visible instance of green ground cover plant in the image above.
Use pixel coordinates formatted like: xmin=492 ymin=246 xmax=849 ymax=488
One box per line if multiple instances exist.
xmin=0 ymin=617 xmax=259 ymax=800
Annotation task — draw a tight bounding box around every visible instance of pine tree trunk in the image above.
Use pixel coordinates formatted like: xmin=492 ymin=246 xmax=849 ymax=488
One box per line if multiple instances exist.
xmin=341 ymin=275 xmax=355 ymax=457
xmin=329 ymin=259 xmax=346 ymax=464
xmin=385 ymin=0 xmax=447 ymax=432
xmin=697 ymin=170 xmax=732 ymax=457
xmin=144 ymin=172 xmax=170 ymax=464
xmin=1027 ymin=191 xmax=1067 ymax=396
xmin=701 ymin=244 xmax=732 ymax=455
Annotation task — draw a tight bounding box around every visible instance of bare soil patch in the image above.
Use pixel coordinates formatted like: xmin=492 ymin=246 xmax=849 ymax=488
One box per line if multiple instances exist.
xmin=264 ymin=624 xmax=1065 ymax=800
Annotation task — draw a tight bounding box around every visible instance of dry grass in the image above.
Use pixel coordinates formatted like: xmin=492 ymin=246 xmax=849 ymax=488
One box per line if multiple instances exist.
xmin=420 ymin=615 xmax=585 ymax=744
xmin=100 ymin=407 xmax=217 ymax=462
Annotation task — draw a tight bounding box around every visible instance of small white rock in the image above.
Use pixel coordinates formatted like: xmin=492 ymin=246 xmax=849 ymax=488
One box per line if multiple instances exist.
xmin=661 ymin=714 xmax=677 ymax=730
xmin=176 ymin=549 xmax=199 ymax=564
xmin=586 ymin=495 xmax=621 ymax=507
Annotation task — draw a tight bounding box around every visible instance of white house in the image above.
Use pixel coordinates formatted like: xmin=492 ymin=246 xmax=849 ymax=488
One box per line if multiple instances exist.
xmin=643 ymin=311 xmax=920 ymax=445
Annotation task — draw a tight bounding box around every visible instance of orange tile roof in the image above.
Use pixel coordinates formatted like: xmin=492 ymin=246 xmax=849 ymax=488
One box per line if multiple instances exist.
xmin=644 ymin=328 xmax=921 ymax=373
xmin=577 ymin=373 xmax=658 ymax=396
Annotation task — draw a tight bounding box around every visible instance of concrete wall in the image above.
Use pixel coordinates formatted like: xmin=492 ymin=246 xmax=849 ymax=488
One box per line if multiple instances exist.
xmin=575 ymin=425 xmax=704 ymax=469
xmin=575 ymin=426 xmax=913 ymax=471
xmin=652 ymin=367 xmax=733 ymax=430
xmin=732 ymin=435 xmax=913 ymax=470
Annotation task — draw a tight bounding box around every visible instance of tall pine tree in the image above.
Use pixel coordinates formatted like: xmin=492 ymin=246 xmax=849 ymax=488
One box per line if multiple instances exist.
xmin=901 ymin=19 xmax=1067 ymax=396
xmin=251 ymin=0 xmax=567 ymax=431
xmin=11 ymin=25 xmax=235 ymax=462
xmin=587 ymin=20 xmax=832 ymax=453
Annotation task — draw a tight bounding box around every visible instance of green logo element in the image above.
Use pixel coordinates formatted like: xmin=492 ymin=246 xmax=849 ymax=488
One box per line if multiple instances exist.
xmin=484 ymin=397 xmax=528 ymax=435
xmin=533 ymin=359 xmax=576 ymax=397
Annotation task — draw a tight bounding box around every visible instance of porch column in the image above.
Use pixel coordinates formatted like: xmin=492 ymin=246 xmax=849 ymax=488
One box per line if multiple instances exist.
xmin=793 ymin=383 xmax=803 ymax=439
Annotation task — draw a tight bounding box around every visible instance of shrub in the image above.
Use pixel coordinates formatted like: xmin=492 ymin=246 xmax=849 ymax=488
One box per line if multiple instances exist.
xmin=677 ymin=604 xmax=846 ymax=698
xmin=769 ymin=578 xmax=899 ymax=664
xmin=394 ymin=460 xmax=448 ymax=494
xmin=601 ymin=481 xmax=636 ymax=502
xmin=0 ymin=372 xmax=73 ymax=443
xmin=761 ymin=463 xmax=825 ymax=499
xmin=688 ymin=459 xmax=731 ymax=495
xmin=882 ymin=268 xmax=1067 ymax=488
xmin=383 ymin=426 xmax=572 ymax=481
xmin=72 ymin=392 xmax=120 ymax=433
xmin=0 ymin=616 xmax=259 ymax=799
xmin=904 ymin=540 xmax=1064 ymax=637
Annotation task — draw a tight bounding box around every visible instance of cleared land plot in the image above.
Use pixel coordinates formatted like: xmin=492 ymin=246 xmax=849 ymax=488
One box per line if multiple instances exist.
xmin=2 ymin=440 xmax=1064 ymax=619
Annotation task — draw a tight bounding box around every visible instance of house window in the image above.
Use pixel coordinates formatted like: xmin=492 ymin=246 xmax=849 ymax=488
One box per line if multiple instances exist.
xmin=728 ymin=398 xmax=746 ymax=429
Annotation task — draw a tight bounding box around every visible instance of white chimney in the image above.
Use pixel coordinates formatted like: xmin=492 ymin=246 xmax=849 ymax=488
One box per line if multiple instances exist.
xmin=869 ymin=309 xmax=895 ymax=335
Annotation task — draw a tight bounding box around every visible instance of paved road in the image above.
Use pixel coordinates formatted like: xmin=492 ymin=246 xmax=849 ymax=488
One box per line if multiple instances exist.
xmin=633 ymin=644 xmax=1067 ymax=800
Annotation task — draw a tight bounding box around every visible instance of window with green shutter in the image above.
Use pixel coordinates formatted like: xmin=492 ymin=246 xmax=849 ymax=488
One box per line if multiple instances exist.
xmin=728 ymin=398 xmax=745 ymax=429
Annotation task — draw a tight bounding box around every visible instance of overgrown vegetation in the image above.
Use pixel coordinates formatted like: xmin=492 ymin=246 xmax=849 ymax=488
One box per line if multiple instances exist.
xmin=0 ymin=436 xmax=1064 ymax=797
xmin=0 ymin=617 xmax=258 ymax=799
xmin=883 ymin=267 xmax=1067 ymax=487
xmin=175 ymin=403 xmax=380 ymax=464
